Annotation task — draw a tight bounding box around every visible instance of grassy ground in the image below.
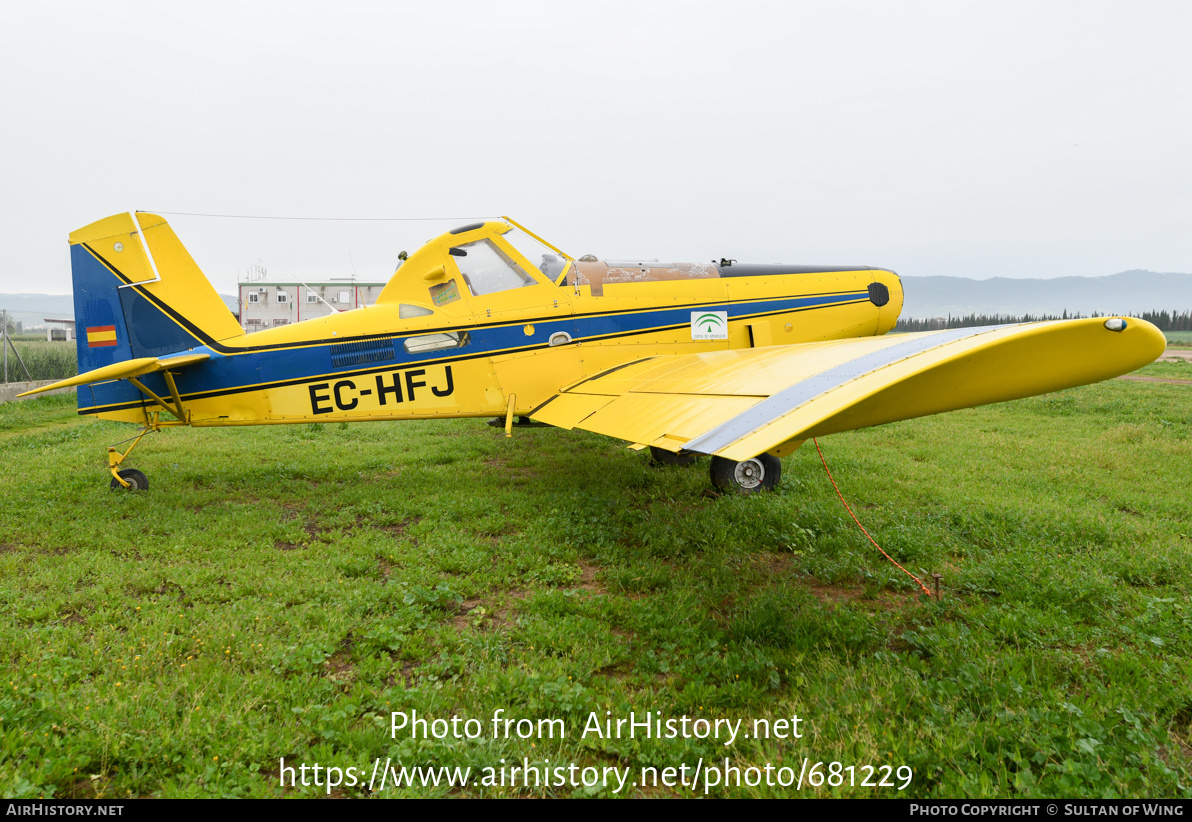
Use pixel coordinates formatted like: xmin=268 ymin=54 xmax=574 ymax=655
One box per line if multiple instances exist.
xmin=1165 ymin=331 xmax=1192 ymax=347
xmin=1 ymin=377 xmax=1190 ymax=799
xmin=1135 ymin=361 xmax=1192 ymax=381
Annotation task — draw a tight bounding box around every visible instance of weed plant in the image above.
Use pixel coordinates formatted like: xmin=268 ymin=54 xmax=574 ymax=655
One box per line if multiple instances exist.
xmin=2 ymin=340 xmax=77 ymax=382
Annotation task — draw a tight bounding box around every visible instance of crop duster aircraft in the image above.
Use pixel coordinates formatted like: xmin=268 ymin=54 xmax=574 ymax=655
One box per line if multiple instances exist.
xmin=23 ymin=212 xmax=1165 ymax=494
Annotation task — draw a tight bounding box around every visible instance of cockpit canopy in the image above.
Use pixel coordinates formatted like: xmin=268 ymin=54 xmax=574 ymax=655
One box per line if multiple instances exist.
xmin=376 ymin=219 xmax=571 ymax=308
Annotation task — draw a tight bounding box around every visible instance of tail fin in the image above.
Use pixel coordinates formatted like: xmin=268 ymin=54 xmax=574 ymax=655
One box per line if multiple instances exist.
xmin=71 ymin=212 xmax=242 ymax=375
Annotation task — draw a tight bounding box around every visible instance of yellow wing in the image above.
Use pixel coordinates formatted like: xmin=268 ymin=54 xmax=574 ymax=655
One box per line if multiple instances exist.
xmin=531 ymin=318 xmax=1165 ymax=462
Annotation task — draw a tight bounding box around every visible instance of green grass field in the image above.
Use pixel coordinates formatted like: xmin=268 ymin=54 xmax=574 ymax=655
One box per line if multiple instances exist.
xmin=1166 ymin=331 xmax=1192 ymax=347
xmin=1 ymin=377 xmax=1190 ymax=799
xmin=1135 ymin=360 xmax=1192 ymax=381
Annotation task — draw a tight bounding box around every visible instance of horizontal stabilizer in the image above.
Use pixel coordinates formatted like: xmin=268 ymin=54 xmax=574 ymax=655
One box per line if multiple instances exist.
xmin=17 ymin=353 xmax=210 ymax=397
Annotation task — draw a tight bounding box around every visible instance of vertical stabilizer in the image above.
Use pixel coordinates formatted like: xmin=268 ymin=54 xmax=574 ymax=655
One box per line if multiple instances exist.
xmin=70 ymin=212 xmax=243 ymax=376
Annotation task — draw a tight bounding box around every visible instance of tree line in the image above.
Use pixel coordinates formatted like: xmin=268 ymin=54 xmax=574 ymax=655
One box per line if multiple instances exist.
xmin=896 ymin=309 xmax=1192 ymax=333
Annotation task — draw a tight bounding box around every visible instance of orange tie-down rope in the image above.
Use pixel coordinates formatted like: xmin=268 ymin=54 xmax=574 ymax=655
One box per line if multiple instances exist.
xmin=813 ymin=438 xmax=934 ymax=598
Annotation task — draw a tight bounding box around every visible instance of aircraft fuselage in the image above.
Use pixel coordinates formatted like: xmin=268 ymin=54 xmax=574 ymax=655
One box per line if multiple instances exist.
xmin=75 ymin=220 xmax=903 ymax=427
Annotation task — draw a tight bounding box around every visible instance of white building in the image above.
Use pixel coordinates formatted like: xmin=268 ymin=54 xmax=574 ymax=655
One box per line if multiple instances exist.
xmin=237 ymin=280 xmax=387 ymax=333
xmin=43 ymin=318 xmax=75 ymax=341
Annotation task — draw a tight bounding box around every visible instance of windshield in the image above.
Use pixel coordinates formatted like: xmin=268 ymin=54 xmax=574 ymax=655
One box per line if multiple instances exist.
xmin=499 ymin=226 xmax=569 ymax=282
xmin=451 ymin=239 xmax=536 ymax=296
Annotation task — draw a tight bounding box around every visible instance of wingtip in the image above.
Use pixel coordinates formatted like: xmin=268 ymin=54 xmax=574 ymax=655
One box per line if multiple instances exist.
xmin=1109 ymin=317 xmax=1168 ymax=369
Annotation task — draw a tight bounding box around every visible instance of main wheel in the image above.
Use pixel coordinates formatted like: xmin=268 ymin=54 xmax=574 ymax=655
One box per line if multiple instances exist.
xmin=709 ymin=454 xmax=780 ymax=494
xmin=649 ymin=446 xmax=699 ymax=467
xmin=110 ymin=468 xmax=148 ymax=491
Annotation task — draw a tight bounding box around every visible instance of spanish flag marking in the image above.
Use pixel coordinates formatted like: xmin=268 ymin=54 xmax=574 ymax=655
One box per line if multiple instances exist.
xmin=86 ymin=325 xmax=118 ymax=347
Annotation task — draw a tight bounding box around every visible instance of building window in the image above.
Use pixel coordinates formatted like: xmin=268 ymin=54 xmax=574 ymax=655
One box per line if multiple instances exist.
xmin=274 ymin=319 xmax=289 ymax=326
xmin=247 ymin=293 xmax=260 ymax=303
xmin=276 ymin=291 xmax=288 ymax=303
xmin=307 ymin=292 xmax=318 ymax=303
xmin=338 ymin=290 xmax=351 ymax=304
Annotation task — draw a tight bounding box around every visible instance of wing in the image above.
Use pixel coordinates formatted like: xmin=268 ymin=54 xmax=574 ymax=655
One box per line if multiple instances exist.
xmin=531 ymin=318 xmax=1165 ymax=462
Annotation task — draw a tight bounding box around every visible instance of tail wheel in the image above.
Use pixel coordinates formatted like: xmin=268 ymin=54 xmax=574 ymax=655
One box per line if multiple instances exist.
xmin=649 ymin=446 xmax=699 ymax=467
xmin=110 ymin=468 xmax=149 ymax=491
xmin=710 ymin=454 xmax=780 ymax=494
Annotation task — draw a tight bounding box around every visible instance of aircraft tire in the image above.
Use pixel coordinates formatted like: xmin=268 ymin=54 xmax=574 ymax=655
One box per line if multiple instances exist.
xmin=709 ymin=454 xmax=780 ymax=494
xmin=649 ymin=446 xmax=699 ymax=467
xmin=110 ymin=468 xmax=149 ymax=492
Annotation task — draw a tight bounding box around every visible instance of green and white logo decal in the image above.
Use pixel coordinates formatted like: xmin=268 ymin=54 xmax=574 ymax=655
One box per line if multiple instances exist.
xmin=691 ymin=311 xmax=728 ymax=340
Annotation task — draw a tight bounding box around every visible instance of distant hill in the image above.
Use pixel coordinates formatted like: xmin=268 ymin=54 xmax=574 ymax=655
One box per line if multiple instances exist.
xmin=0 ymin=293 xmax=75 ymax=318
xmin=0 ymin=293 xmax=238 ymax=327
xmin=900 ymin=270 xmax=1192 ymax=319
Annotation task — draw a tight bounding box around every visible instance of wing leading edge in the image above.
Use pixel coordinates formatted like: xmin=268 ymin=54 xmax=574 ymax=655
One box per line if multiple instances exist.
xmin=530 ymin=318 xmax=1165 ymax=462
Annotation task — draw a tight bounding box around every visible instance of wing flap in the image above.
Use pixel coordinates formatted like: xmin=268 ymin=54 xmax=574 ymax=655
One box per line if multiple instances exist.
xmin=531 ymin=394 xmax=616 ymax=429
xmin=571 ymin=393 xmax=761 ymax=447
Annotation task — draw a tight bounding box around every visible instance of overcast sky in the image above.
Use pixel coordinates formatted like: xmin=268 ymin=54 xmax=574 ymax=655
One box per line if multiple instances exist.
xmin=1 ymin=1 xmax=1189 ymax=296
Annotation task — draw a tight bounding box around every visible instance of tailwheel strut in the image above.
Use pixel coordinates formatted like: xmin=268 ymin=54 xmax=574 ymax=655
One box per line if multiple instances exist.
xmin=107 ymin=427 xmax=153 ymax=491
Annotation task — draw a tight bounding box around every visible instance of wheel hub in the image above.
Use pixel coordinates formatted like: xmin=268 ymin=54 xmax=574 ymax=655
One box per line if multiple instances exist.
xmin=733 ymin=458 xmax=764 ymax=489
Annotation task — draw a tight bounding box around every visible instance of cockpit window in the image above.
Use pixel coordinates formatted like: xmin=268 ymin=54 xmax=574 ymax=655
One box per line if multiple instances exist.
xmin=452 ymin=239 xmax=536 ymax=296
xmin=499 ymin=227 xmax=569 ymax=282
xmin=398 ymin=304 xmax=434 ymax=319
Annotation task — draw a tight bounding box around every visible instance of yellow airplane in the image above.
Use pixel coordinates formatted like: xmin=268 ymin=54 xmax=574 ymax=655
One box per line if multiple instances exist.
xmin=23 ymin=211 xmax=1165 ymax=494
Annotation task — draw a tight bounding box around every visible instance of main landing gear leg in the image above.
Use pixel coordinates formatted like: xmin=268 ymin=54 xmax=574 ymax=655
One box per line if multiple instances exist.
xmin=649 ymin=446 xmax=700 ymax=467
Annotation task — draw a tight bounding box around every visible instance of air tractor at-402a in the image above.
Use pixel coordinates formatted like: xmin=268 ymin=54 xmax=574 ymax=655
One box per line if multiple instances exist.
xmin=24 ymin=212 xmax=1164 ymax=494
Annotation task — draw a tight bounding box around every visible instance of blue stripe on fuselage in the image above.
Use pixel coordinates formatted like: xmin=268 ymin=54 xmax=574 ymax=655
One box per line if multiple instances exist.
xmin=85 ymin=292 xmax=866 ymax=410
